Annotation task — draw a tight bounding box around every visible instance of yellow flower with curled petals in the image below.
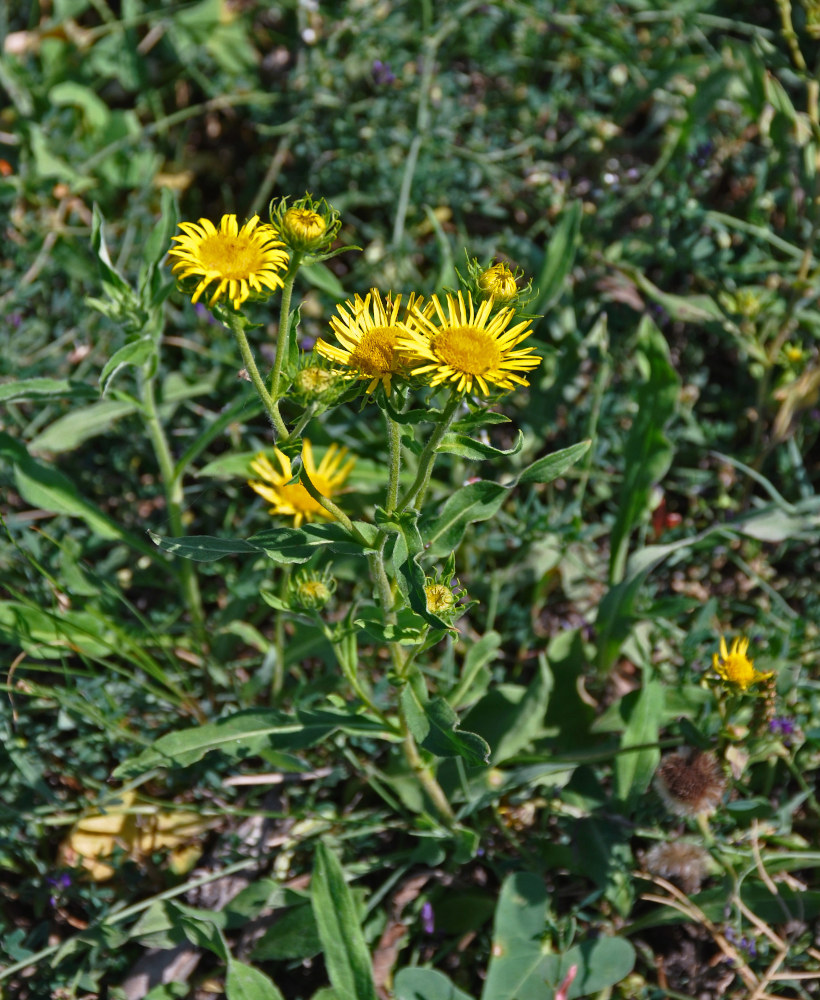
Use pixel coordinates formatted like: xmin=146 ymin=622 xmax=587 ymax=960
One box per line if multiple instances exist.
xmin=169 ymin=214 xmax=289 ymax=311
xmin=400 ymin=290 xmax=540 ymax=396
xmin=712 ymin=635 xmax=773 ymax=691
xmin=248 ymin=440 xmax=354 ymax=527
xmin=314 ymin=289 xmax=424 ymax=394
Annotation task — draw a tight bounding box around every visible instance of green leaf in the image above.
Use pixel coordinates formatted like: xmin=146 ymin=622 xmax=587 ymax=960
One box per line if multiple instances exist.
xmin=311 ymin=842 xmax=378 ymax=1000
xmin=226 ymin=960 xmax=285 ymax=1000
xmin=28 ymin=399 xmax=139 ymax=454
xmin=378 ymin=509 xmax=450 ymax=630
xmin=609 ymin=316 xmax=679 ymax=584
xmin=463 ymin=655 xmax=552 ymax=764
xmin=394 ymin=968 xmax=476 ymax=1000
xmin=0 ymin=378 xmax=97 ymax=403
xmin=300 ymin=262 xmax=347 ymax=298
xmin=424 ymin=481 xmax=509 ymax=559
xmin=595 ymin=529 xmax=717 ymax=673
xmin=0 ymin=432 xmax=158 ymax=559
xmin=614 ymin=674 xmax=664 ymax=806
xmin=400 ymin=687 xmax=490 ymax=767
xmin=100 ymin=338 xmax=157 ymax=394
xmin=518 ymin=440 xmax=591 ymax=485
xmin=50 ymin=81 xmax=110 ymax=130
xmin=447 ymin=630 xmax=502 ymax=709
xmin=302 ymin=520 xmax=382 ymax=552
xmin=530 ymin=200 xmax=583 ymax=313
xmin=437 ymin=431 xmax=523 ymax=461
xmin=250 ymin=525 xmax=338 ymax=563
xmin=252 ymin=903 xmax=321 ymax=961
xmin=613 ymin=261 xmax=729 ymax=324
xmin=482 ymin=874 xmax=635 ymax=1000
xmin=91 ymin=204 xmax=132 ymax=296
xmin=149 ymin=532 xmax=262 ymax=562
xmin=113 ymin=707 xmax=394 ymax=779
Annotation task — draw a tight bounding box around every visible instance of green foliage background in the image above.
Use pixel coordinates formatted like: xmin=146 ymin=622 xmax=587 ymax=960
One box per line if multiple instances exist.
xmin=1 ymin=1 xmax=820 ymax=998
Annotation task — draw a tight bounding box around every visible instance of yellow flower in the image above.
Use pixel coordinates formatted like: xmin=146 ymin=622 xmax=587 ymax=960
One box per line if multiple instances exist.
xmin=425 ymin=582 xmax=456 ymax=615
xmin=477 ymin=262 xmax=519 ymax=304
xmin=270 ymin=194 xmax=342 ymax=253
xmin=248 ymin=440 xmax=354 ymax=527
xmin=400 ymin=290 xmax=540 ymax=396
xmin=281 ymin=207 xmax=327 ymax=247
xmin=169 ymin=214 xmax=289 ymax=311
xmin=314 ymin=289 xmax=423 ymax=393
xmin=712 ymin=635 xmax=773 ymax=691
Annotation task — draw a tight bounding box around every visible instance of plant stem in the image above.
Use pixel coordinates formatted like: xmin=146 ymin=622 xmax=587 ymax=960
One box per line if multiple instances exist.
xmin=385 ymin=409 xmax=402 ymax=515
xmin=228 ymin=314 xmax=288 ymax=439
xmin=397 ymin=392 xmax=461 ymax=511
xmin=270 ymin=252 xmax=304 ymax=410
xmin=299 ymin=465 xmax=368 ymax=544
xmin=398 ymin=710 xmax=455 ymax=825
xmin=272 ymin=565 xmax=291 ymax=700
xmin=139 ymin=367 xmax=205 ymax=639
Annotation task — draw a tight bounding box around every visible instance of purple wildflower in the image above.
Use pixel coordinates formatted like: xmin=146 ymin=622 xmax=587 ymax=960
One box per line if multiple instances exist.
xmin=372 ymin=60 xmax=396 ymax=86
xmin=420 ymin=901 xmax=435 ymax=935
xmin=47 ymin=873 xmax=72 ymax=906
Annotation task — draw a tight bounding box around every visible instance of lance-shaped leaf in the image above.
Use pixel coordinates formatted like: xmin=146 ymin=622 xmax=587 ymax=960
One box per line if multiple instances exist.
xmin=311 ymin=842 xmax=378 ymax=1000
xmin=401 ymin=686 xmax=490 ymax=767
xmin=377 ymin=508 xmax=451 ymax=630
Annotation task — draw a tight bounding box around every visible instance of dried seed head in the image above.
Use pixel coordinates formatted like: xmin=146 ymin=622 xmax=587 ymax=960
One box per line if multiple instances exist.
xmin=654 ymin=749 xmax=726 ymax=818
xmin=644 ymin=841 xmax=710 ymax=894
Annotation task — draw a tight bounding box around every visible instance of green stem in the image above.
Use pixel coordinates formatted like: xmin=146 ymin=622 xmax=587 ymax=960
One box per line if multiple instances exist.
xmin=368 ymin=549 xmax=396 ymax=622
xmin=270 ymin=253 xmax=304 ymax=409
xmin=385 ymin=409 xmax=402 ymax=515
xmin=397 ymin=392 xmax=461 ymax=511
xmin=398 ymin=710 xmax=455 ymax=825
xmin=228 ymin=314 xmax=288 ymax=439
xmin=139 ymin=367 xmax=205 ymax=638
xmin=299 ymin=465 xmax=367 ymax=543
xmin=272 ymin=565 xmax=291 ymax=700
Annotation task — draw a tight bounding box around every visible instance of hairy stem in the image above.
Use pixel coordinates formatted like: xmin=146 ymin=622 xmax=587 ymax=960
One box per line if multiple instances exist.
xmin=398 ymin=392 xmax=461 ymax=511
xmin=139 ymin=368 xmax=205 ymax=640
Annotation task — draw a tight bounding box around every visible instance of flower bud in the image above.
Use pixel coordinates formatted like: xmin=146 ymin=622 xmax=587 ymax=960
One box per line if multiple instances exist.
xmin=295 ymin=364 xmax=337 ymax=397
xmin=477 ymin=261 xmax=519 ymax=304
xmin=290 ymin=568 xmax=335 ymax=612
xmin=270 ymin=194 xmax=341 ymax=254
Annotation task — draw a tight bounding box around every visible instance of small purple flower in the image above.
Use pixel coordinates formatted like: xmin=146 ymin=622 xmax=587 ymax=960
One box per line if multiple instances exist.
xmin=9 ymin=312 xmax=23 ymax=328
xmin=194 ymin=302 xmax=220 ymax=326
xmin=769 ymin=717 xmax=797 ymax=743
xmin=690 ymin=141 xmax=714 ymax=168
xmin=372 ymin=60 xmax=396 ymax=86
xmin=420 ymin=901 xmax=435 ymax=935
xmin=724 ymin=926 xmax=757 ymax=958
xmin=47 ymin=873 xmax=72 ymax=906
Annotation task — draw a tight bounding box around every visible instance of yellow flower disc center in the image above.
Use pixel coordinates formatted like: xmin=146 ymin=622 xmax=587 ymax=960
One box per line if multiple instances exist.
xmin=349 ymin=326 xmax=400 ymax=375
xmin=722 ymin=652 xmax=755 ymax=686
xmin=198 ymin=234 xmax=265 ymax=279
xmin=433 ymin=325 xmax=503 ymax=375
xmin=425 ymin=583 xmax=455 ymax=614
xmin=284 ymin=208 xmax=327 ymax=241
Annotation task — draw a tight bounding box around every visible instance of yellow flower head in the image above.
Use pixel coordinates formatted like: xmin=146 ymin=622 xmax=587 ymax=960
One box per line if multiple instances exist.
xmin=314 ymin=289 xmax=424 ymax=394
xmin=712 ymin=635 xmax=773 ymax=691
xmin=270 ymin=193 xmax=342 ymax=253
xmin=281 ymin=207 xmax=327 ymax=247
xmin=169 ymin=214 xmax=289 ymax=311
xmin=477 ymin=262 xmax=519 ymax=304
xmin=425 ymin=582 xmax=457 ymax=615
xmin=290 ymin=568 xmax=336 ymax=611
xmin=248 ymin=440 xmax=354 ymax=527
xmin=400 ymin=290 xmax=540 ymax=396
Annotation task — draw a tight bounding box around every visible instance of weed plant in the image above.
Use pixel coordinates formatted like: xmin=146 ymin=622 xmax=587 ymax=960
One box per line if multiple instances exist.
xmin=1 ymin=2 xmax=820 ymax=999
